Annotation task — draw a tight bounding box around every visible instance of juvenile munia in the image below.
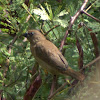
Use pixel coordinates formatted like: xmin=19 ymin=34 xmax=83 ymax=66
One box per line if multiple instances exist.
xmin=23 ymin=30 xmax=85 ymax=81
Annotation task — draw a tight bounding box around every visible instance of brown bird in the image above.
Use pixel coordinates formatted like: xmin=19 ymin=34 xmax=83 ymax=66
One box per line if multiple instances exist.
xmin=23 ymin=30 xmax=85 ymax=81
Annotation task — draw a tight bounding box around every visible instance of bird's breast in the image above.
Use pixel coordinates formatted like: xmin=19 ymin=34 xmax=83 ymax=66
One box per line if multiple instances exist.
xmin=30 ymin=44 xmax=60 ymax=75
xmin=35 ymin=57 xmax=60 ymax=75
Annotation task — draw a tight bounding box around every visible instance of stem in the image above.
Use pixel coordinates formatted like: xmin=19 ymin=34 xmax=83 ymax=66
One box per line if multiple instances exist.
xmin=81 ymin=56 xmax=100 ymax=71
xmin=82 ymin=10 xmax=100 ymax=23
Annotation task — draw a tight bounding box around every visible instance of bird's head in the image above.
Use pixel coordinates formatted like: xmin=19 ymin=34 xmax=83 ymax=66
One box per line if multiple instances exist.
xmin=23 ymin=30 xmax=46 ymax=44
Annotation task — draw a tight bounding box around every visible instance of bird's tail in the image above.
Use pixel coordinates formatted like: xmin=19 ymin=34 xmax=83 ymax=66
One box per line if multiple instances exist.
xmin=63 ymin=67 xmax=85 ymax=81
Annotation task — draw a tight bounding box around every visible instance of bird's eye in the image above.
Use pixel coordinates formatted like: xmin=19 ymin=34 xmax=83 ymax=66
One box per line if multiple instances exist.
xmin=29 ymin=32 xmax=34 ymax=36
xmin=31 ymin=32 xmax=34 ymax=35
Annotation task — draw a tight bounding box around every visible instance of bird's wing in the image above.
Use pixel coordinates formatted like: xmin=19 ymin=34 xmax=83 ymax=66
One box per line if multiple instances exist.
xmin=34 ymin=40 xmax=68 ymax=72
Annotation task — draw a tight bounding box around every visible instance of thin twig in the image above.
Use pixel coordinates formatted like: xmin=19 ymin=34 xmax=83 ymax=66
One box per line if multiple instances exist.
xmin=82 ymin=10 xmax=100 ymax=23
xmin=45 ymin=22 xmax=58 ymax=39
xmin=45 ymin=25 xmax=60 ymax=36
xmin=48 ymin=81 xmax=68 ymax=99
xmin=7 ymin=35 xmax=18 ymax=53
xmin=48 ymin=75 xmax=57 ymax=100
xmin=81 ymin=56 xmax=100 ymax=71
xmin=85 ymin=0 xmax=97 ymax=12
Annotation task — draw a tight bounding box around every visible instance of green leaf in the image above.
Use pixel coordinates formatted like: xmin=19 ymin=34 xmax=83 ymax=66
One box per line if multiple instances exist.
xmin=45 ymin=3 xmax=53 ymax=20
xmin=33 ymin=4 xmax=51 ymax=20
xmin=22 ymin=3 xmax=28 ymax=10
xmin=57 ymin=10 xmax=68 ymax=17
xmin=54 ymin=18 xmax=68 ymax=28
xmin=88 ymin=22 xmax=100 ymax=32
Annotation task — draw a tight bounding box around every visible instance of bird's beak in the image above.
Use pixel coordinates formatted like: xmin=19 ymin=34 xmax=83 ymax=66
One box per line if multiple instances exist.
xmin=23 ymin=33 xmax=28 ymax=37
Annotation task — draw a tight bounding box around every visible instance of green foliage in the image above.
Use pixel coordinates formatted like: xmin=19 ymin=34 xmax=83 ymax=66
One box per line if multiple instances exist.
xmin=0 ymin=0 xmax=100 ymax=99
xmin=87 ymin=22 xmax=100 ymax=32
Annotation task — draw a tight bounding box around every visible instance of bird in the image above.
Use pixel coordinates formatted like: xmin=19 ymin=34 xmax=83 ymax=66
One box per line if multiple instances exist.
xmin=23 ymin=30 xmax=85 ymax=81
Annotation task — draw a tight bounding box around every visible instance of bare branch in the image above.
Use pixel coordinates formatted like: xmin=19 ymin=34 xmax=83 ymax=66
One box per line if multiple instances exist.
xmin=60 ymin=0 xmax=88 ymax=51
xmin=7 ymin=35 xmax=18 ymax=53
xmin=48 ymin=81 xmax=69 ymax=99
xmin=81 ymin=56 xmax=100 ymax=71
xmin=82 ymin=10 xmax=100 ymax=23
xmin=44 ymin=25 xmax=60 ymax=36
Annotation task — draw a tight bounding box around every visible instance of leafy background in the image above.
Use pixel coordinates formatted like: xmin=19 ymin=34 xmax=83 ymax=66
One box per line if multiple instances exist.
xmin=0 ymin=0 xmax=100 ymax=99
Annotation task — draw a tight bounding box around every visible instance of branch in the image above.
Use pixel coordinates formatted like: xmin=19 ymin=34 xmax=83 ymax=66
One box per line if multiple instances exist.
xmin=81 ymin=56 xmax=100 ymax=71
xmin=48 ymin=81 xmax=69 ymax=99
xmin=82 ymin=10 xmax=100 ymax=23
xmin=7 ymin=35 xmax=18 ymax=53
xmin=44 ymin=25 xmax=60 ymax=36
xmin=60 ymin=0 xmax=88 ymax=51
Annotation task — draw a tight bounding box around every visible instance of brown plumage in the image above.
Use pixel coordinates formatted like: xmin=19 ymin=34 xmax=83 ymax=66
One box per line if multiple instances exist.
xmin=23 ymin=30 xmax=85 ymax=81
